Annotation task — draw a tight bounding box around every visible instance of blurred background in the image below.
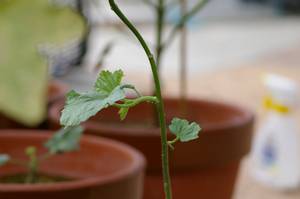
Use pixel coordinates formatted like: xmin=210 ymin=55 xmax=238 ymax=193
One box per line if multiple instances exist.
xmin=1 ymin=0 xmax=300 ymax=198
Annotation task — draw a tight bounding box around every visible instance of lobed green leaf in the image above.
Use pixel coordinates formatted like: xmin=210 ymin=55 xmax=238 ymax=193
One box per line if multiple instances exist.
xmin=169 ymin=118 xmax=201 ymax=142
xmin=60 ymin=70 xmax=127 ymax=127
xmin=94 ymin=70 xmax=124 ymax=95
xmin=60 ymin=87 xmax=125 ymax=126
xmin=45 ymin=126 xmax=84 ymax=154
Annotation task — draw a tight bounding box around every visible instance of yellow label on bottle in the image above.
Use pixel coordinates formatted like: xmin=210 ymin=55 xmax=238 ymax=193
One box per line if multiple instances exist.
xmin=264 ymin=97 xmax=290 ymax=114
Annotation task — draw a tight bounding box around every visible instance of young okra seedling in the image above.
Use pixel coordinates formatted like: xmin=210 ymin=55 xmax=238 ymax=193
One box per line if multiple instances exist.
xmin=0 ymin=126 xmax=83 ymax=184
xmin=59 ymin=1 xmax=202 ymax=199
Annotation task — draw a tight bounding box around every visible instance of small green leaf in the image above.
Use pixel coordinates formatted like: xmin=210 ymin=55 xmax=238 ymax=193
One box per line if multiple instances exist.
xmin=45 ymin=126 xmax=84 ymax=154
xmin=0 ymin=154 xmax=10 ymax=166
xmin=66 ymin=90 xmax=81 ymax=102
xmin=25 ymin=146 xmax=37 ymax=157
xmin=118 ymin=107 xmax=129 ymax=120
xmin=169 ymin=118 xmax=201 ymax=142
xmin=60 ymin=87 xmax=125 ymax=126
xmin=94 ymin=70 xmax=124 ymax=95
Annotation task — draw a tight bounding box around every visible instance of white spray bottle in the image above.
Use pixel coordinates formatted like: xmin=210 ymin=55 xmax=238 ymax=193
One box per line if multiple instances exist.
xmin=251 ymin=74 xmax=300 ymax=190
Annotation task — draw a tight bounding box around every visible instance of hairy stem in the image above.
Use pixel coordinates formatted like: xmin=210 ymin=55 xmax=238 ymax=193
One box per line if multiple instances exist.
xmin=152 ymin=0 xmax=165 ymax=128
xmin=108 ymin=0 xmax=172 ymax=198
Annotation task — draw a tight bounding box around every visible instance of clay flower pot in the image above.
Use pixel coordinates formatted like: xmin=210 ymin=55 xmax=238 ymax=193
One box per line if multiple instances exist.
xmin=48 ymin=98 xmax=254 ymax=199
xmin=47 ymin=80 xmax=68 ymax=105
xmin=0 ymin=130 xmax=145 ymax=199
xmin=0 ymin=80 xmax=67 ymax=129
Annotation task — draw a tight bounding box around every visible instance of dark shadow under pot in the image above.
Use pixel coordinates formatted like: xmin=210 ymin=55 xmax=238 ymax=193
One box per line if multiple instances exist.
xmin=48 ymin=97 xmax=254 ymax=199
xmin=0 ymin=130 xmax=145 ymax=199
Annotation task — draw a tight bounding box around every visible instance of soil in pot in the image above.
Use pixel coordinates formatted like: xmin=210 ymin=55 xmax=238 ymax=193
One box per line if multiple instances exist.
xmin=49 ymin=97 xmax=254 ymax=199
xmin=0 ymin=173 xmax=72 ymax=184
xmin=0 ymin=130 xmax=145 ymax=199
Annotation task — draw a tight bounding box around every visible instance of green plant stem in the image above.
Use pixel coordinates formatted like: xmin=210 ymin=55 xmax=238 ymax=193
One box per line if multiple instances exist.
xmin=167 ymin=136 xmax=179 ymax=150
xmin=152 ymin=0 xmax=165 ymax=128
xmin=113 ymin=96 xmax=158 ymax=108
xmin=26 ymin=151 xmax=54 ymax=183
xmin=108 ymin=1 xmax=172 ymax=198
xmin=25 ymin=147 xmax=38 ymax=184
xmin=121 ymin=84 xmax=142 ymax=97
xmin=155 ymin=0 xmax=165 ymax=72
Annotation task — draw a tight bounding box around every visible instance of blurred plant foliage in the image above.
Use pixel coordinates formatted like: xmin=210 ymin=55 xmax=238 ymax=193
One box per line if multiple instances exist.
xmin=0 ymin=0 xmax=84 ymax=126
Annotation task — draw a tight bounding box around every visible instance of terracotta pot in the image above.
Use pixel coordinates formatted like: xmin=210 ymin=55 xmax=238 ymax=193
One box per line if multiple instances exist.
xmin=47 ymin=80 xmax=68 ymax=105
xmin=0 ymin=130 xmax=145 ymax=199
xmin=0 ymin=80 xmax=67 ymax=129
xmin=48 ymin=98 xmax=254 ymax=199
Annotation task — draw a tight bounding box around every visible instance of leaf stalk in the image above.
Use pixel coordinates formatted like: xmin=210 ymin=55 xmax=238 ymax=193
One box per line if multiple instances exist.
xmin=113 ymin=96 xmax=159 ymax=108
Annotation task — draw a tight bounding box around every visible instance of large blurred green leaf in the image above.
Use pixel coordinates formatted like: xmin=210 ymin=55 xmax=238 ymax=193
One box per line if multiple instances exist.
xmin=0 ymin=0 xmax=84 ymax=126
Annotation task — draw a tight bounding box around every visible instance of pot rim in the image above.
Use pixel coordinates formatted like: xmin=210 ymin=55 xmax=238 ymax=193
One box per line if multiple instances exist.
xmin=49 ymin=97 xmax=254 ymax=137
xmin=0 ymin=130 xmax=145 ymax=192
